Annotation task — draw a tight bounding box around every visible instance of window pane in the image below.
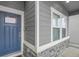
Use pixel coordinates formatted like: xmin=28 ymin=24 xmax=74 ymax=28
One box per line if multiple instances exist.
xmin=53 ymin=13 xmax=61 ymax=27
xmin=53 ymin=28 xmax=60 ymax=41
xmin=62 ymin=28 xmax=66 ymax=38
xmin=62 ymin=18 xmax=66 ymax=28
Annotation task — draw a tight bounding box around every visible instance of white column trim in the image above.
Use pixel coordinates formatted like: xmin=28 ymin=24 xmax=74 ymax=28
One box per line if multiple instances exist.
xmin=24 ymin=1 xmax=40 ymax=54
xmin=35 ymin=1 xmax=40 ymax=52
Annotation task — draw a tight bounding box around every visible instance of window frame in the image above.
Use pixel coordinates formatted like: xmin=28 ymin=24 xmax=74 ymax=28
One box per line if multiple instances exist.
xmin=51 ymin=7 xmax=67 ymax=42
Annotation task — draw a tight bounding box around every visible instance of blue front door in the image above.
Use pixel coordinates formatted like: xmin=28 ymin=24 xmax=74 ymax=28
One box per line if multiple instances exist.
xmin=0 ymin=11 xmax=21 ymax=56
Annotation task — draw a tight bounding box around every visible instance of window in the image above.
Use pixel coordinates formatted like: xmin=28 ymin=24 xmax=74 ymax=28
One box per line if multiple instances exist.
xmin=51 ymin=7 xmax=67 ymax=42
xmin=53 ymin=13 xmax=61 ymax=41
xmin=5 ymin=17 xmax=16 ymax=24
xmin=62 ymin=18 xmax=66 ymax=38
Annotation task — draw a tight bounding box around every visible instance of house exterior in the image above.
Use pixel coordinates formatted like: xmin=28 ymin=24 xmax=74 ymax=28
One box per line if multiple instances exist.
xmin=23 ymin=1 xmax=70 ymax=57
xmin=1 ymin=1 xmax=79 ymax=57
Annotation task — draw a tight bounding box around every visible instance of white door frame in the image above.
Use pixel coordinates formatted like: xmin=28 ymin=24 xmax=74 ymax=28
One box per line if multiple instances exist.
xmin=0 ymin=5 xmax=24 ymax=57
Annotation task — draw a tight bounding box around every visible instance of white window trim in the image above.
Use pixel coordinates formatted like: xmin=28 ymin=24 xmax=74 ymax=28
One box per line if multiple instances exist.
xmin=0 ymin=5 xmax=24 ymax=57
xmin=51 ymin=7 xmax=67 ymax=42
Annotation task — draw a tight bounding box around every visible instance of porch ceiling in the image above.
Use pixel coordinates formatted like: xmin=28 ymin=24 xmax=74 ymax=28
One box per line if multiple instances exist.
xmin=58 ymin=1 xmax=79 ymax=15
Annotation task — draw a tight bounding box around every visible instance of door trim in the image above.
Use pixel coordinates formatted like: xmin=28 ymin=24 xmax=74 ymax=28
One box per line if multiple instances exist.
xmin=1 ymin=51 xmax=22 ymax=57
xmin=0 ymin=5 xmax=24 ymax=57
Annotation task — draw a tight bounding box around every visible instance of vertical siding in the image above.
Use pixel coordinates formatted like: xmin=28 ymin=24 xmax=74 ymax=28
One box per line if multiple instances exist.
xmin=0 ymin=1 xmax=24 ymax=11
xmin=39 ymin=1 xmax=68 ymax=46
xmin=24 ymin=1 xmax=35 ymax=45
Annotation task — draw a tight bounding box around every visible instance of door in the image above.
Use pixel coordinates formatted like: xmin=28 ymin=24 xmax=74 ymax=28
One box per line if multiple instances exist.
xmin=0 ymin=11 xmax=21 ymax=56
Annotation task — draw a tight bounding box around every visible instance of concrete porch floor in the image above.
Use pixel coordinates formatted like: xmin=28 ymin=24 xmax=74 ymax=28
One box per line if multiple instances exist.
xmin=61 ymin=47 xmax=79 ymax=57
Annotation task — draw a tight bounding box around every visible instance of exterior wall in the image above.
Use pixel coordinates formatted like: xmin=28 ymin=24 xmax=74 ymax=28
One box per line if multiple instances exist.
xmin=37 ymin=39 xmax=69 ymax=57
xmin=38 ymin=1 xmax=70 ymax=57
xmin=39 ymin=1 xmax=69 ymax=46
xmin=0 ymin=1 xmax=70 ymax=57
xmin=0 ymin=1 xmax=24 ymax=11
xmin=24 ymin=1 xmax=35 ymax=45
xmin=23 ymin=1 xmax=36 ymax=57
xmin=69 ymin=14 xmax=79 ymax=48
xmin=39 ymin=1 xmax=51 ymax=46
xmin=23 ymin=1 xmax=69 ymax=57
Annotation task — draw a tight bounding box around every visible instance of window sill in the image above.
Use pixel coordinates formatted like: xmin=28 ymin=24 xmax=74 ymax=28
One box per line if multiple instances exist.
xmin=37 ymin=36 xmax=70 ymax=53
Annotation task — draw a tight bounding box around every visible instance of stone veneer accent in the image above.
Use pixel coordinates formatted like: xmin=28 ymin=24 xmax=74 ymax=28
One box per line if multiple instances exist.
xmin=23 ymin=39 xmax=70 ymax=57
xmin=23 ymin=44 xmax=37 ymax=57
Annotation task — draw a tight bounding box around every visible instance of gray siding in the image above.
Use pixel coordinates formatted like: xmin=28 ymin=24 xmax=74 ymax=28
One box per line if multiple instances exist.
xmin=0 ymin=1 xmax=24 ymax=11
xmin=69 ymin=15 xmax=79 ymax=47
xmin=39 ymin=1 xmax=68 ymax=46
xmin=24 ymin=1 xmax=35 ymax=45
xmin=39 ymin=2 xmax=51 ymax=46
